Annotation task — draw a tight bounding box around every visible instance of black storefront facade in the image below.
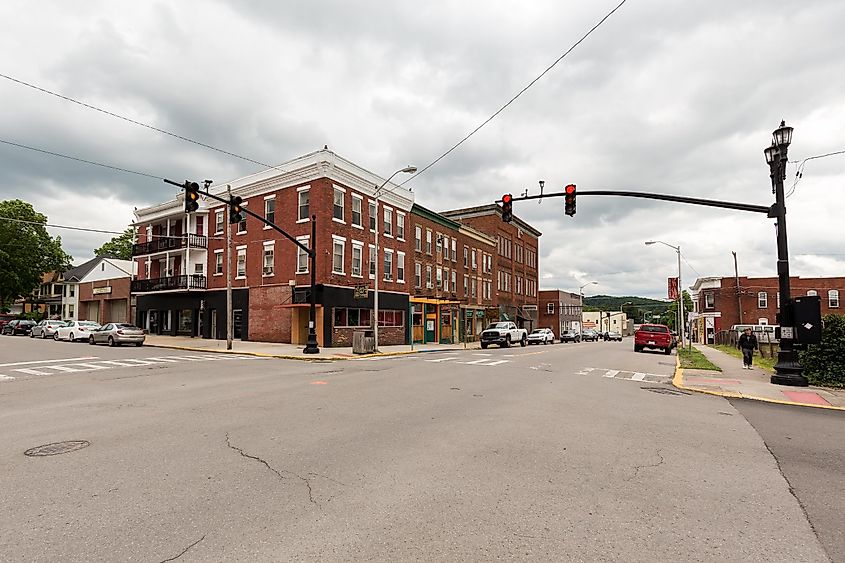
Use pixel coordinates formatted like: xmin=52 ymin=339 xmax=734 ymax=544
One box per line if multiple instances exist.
xmin=135 ymin=288 xmax=250 ymax=341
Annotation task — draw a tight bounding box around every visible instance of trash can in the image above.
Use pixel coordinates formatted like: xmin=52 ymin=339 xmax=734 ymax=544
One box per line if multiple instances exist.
xmin=353 ymin=330 xmax=376 ymax=354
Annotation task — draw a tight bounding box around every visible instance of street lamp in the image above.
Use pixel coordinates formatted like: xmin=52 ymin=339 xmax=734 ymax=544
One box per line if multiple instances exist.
xmin=645 ymin=240 xmax=685 ymax=348
xmin=765 ymin=120 xmax=807 ymax=386
xmin=578 ymin=281 xmax=598 ymax=340
xmin=373 ymin=166 xmax=417 ymax=352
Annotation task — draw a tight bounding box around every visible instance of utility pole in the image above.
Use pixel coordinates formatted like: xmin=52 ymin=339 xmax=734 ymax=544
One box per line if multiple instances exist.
xmin=226 ymin=185 xmax=233 ymax=351
xmin=733 ymin=251 xmax=743 ymax=325
xmin=304 ymin=215 xmax=319 ymax=354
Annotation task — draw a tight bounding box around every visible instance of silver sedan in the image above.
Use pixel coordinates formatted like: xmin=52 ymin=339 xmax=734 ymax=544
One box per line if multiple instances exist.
xmin=88 ymin=323 xmax=145 ymax=347
xmin=30 ymin=320 xmax=66 ymax=339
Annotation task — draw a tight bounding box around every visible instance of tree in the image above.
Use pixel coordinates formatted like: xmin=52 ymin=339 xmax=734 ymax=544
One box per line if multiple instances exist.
xmin=94 ymin=227 xmax=135 ymax=260
xmin=663 ymin=290 xmax=693 ymax=331
xmin=0 ymin=200 xmax=73 ymax=311
xmin=799 ymin=314 xmax=845 ymax=388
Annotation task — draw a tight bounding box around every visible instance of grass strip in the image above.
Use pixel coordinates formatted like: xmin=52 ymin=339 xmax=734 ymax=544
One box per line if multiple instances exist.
xmin=678 ymin=346 xmax=722 ymax=371
xmin=710 ymin=344 xmax=776 ymax=373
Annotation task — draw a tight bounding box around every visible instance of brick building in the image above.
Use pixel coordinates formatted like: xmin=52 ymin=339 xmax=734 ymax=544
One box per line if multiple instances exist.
xmin=441 ymin=205 xmax=541 ymax=330
xmin=132 ymin=149 xmax=543 ymax=347
xmin=132 ymin=149 xmax=413 ymax=347
xmin=408 ymin=204 xmax=496 ymax=344
xmin=538 ymin=289 xmax=582 ymax=337
xmin=689 ymin=275 xmax=844 ymax=344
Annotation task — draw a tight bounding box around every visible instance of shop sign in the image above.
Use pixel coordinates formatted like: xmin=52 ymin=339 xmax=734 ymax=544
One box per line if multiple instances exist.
xmin=92 ymin=286 xmax=112 ymax=295
xmin=353 ymin=284 xmax=369 ymax=299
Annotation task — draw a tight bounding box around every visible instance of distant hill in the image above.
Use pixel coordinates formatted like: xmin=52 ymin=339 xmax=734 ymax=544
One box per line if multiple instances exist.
xmin=583 ymin=295 xmax=671 ymax=313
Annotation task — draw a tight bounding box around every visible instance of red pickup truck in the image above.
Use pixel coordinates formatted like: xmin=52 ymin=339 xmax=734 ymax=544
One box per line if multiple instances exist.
xmin=634 ymin=323 xmax=673 ymax=355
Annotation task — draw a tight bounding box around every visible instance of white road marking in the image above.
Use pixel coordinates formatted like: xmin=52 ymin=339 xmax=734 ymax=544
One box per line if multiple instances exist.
xmin=143 ymin=357 xmax=181 ymax=363
xmin=41 ymin=365 xmax=85 ymax=373
xmin=631 ymin=372 xmax=647 ymax=381
xmin=0 ymin=356 xmax=98 ymax=368
xmin=603 ymin=370 xmax=620 ymax=378
xmin=12 ymin=368 xmax=51 ymax=375
xmin=95 ymin=360 xmax=140 ymax=367
xmin=462 ymin=358 xmax=497 ymax=365
xmin=484 ymin=360 xmax=509 ymax=366
xmin=425 ymin=356 xmax=460 ymax=363
xmin=67 ymin=363 xmax=111 ymax=371
xmin=0 ymin=374 xmax=17 ymax=381
xmin=472 ymin=353 xmax=492 ymax=356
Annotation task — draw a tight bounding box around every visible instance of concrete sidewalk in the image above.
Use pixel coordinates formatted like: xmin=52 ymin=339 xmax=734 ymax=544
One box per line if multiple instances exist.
xmin=144 ymin=334 xmax=481 ymax=360
xmin=674 ymin=344 xmax=845 ymax=410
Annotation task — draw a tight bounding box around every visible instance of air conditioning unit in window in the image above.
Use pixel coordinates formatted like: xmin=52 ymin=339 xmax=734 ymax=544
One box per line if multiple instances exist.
xmin=263 ymin=267 xmax=273 ymax=275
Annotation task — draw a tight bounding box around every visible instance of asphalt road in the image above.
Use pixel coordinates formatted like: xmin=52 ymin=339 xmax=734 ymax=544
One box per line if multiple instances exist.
xmin=0 ymin=335 xmax=832 ymax=561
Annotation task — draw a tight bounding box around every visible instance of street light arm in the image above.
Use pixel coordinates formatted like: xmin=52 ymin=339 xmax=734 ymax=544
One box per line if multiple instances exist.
xmin=645 ymin=240 xmax=679 ymax=252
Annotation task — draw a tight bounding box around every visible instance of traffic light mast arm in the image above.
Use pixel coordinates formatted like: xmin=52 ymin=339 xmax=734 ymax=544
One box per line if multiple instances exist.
xmin=500 ymin=189 xmax=773 ymax=215
xmin=165 ymin=178 xmax=314 ymax=257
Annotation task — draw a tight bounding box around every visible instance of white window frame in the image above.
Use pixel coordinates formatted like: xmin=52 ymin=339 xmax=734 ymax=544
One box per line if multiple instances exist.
xmin=214 ymin=249 xmax=223 ymax=276
xmin=384 ymin=249 xmax=394 ymax=281
xmin=262 ymin=242 xmax=275 ymax=276
xmin=264 ymin=195 xmax=275 ymax=228
xmin=369 ymin=244 xmax=377 ymax=279
xmin=415 ymin=262 xmax=422 ymax=288
xmin=451 ymin=239 xmax=457 ymax=262
xmin=758 ymin=292 xmax=767 ymax=308
xmin=351 ymin=194 xmax=363 ymax=229
xmin=236 ymin=246 xmax=247 ymax=279
xmin=426 ymin=265 xmax=433 ymax=289
xmin=397 ymin=212 xmax=406 ymax=240
xmin=426 ymin=229 xmax=432 ymax=255
xmin=369 ymin=201 xmax=377 ymax=232
xmin=332 ymin=186 xmax=346 ymax=224
xmin=215 ymin=210 xmax=224 ymax=234
xmin=297 ymin=187 xmax=310 ymax=223
xmin=547 ymin=302 xmax=554 ymax=314
xmin=451 ymin=270 xmax=456 ymax=293
xmin=397 ymin=251 xmax=405 ymax=283
xmin=704 ymin=292 xmax=715 ymax=309
xmin=296 ymin=236 xmax=310 ymax=274
xmin=807 ymin=290 xmax=818 ymax=297
xmin=829 ymin=289 xmax=840 ymax=308
xmin=332 ymin=235 xmax=346 ymax=274
xmin=351 ymin=243 xmax=363 ymax=278
xmin=442 ymin=236 xmax=449 ymax=260
xmin=436 ymin=267 xmax=443 ymax=288
xmin=383 ymin=206 xmax=393 ymax=238
xmin=415 ymin=226 xmax=422 ymax=252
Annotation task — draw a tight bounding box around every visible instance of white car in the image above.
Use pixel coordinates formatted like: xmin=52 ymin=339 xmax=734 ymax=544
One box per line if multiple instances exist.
xmin=54 ymin=320 xmax=101 ymax=342
xmin=527 ymin=328 xmax=556 ymax=345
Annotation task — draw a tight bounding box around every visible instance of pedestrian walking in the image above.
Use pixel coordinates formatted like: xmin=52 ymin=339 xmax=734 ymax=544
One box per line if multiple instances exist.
xmin=737 ymin=328 xmax=758 ymax=369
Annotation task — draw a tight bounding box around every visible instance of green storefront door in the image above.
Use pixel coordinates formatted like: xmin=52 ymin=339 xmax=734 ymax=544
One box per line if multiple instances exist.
xmin=424 ymin=305 xmax=436 ymax=343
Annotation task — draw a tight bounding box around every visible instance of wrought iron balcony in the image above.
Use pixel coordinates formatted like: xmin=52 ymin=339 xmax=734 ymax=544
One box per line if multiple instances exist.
xmin=131 ymin=234 xmax=208 ymax=256
xmin=131 ymin=274 xmax=207 ymax=293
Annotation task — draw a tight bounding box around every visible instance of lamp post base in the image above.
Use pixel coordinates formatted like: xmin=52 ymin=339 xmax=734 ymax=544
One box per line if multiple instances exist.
xmin=303 ymin=330 xmax=320 ymax=354
xmin=771 ymin=349 xmax=807 ymax=386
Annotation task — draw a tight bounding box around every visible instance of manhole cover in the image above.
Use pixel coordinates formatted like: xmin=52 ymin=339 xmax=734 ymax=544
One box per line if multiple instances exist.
xmin=25 ymin=440 xmax=91 ymax=457
xmin=641 ymin=386 xmax=689 ymax=396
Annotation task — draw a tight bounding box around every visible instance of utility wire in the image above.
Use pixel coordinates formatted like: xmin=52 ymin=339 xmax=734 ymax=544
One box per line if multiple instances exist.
xmin=786 ymin=149 xmax=845 ymax=198
xmin=0 ymin=72 xmax=288 ymax=173
xmin=394 ymin=0 xmax=628 ymax=190
xmin=0 ymin=216 xmax=225 ymax=241
xmin=0 ymin=138 xmax=162 ymax=179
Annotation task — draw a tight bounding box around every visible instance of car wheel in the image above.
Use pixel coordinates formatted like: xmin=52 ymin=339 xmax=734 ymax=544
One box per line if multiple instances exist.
xmin=54 ymin=333 xmax=59 ymax=341
xmin=664 ymin=347 xmax=672 ymax=355
xmin=135 ymin=342 xmax=143 ymax=347
xmin=29 ymin=332 xmax=34 ymax=338
xmin=480 ymin=342 xmax=488 ymax=349
xmin=634 ymin=345 xmax=641 ymax=352
xmin=108 ymin=336 xmax=116 ymax=347
xmin=41 ymin=331 xmax=47 ymax=339
xmin=69 ymin=332 xmax=74 ymax=342
xmin=503 ymin=336 xmax=511 ymax=348
xmin=89 ymin=336 xmax=95 ymax=345
xmin=520 ymin=336 xmax=527 ymax=347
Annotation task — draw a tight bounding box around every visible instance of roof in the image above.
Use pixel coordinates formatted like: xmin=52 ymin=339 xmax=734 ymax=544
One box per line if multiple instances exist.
xmin=440 ymin=204 xmax=542 ymax=237
xmin=62 ymin=256 xmax=103 ymax=282
xmin=411 ymin=203 xmax=461 ymax=231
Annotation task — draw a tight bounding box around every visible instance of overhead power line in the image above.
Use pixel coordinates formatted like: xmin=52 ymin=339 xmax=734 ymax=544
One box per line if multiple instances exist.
xmin=0 ymin=138 xmax=162 ymax=179
xmin=397 ymin=0 xmax=629 ymax=188
xmin=786 ymin=148 xmax=845 ymax=198
xmin=0 ymin=72 xmax=288 ymax=173
xmin=0 ymin=216 xmax=225 ymax=241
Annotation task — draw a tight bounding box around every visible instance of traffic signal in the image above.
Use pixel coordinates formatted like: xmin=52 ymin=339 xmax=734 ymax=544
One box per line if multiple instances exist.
xmin=229 ymin=195 xmax=244 ymax=224
xmin=184 ymin=181 xmax=200 ymax=213
xmin=564 ymin=184 xmax=576 ymax=216
xmin=501 ymin=193 xmax=513 ymax=223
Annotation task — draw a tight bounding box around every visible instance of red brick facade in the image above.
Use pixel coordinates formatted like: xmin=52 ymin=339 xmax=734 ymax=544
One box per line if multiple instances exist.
xmin=78 ymin=278 xmax=131 ymax=325
xmin=538 ymin=289 xmax=582 ymax=336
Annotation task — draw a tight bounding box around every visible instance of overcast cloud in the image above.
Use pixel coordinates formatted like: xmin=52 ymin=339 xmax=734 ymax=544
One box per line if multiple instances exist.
xmin=1 ymin=0 xmax=843 ymax=299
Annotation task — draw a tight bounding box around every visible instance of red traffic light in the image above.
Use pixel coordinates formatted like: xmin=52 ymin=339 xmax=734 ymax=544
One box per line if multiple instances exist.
xmin=502 ymin=193 xmax=512 ymax=203
xmin=565 ymin=184 xmax=576 ymax=194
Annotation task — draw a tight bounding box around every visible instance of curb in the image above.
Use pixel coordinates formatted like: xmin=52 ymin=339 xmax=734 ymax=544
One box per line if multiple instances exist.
xmin=672 ymin=354 xmax=845 ymax=411
xmin=144 ymin=342 xmax=423 ymax=362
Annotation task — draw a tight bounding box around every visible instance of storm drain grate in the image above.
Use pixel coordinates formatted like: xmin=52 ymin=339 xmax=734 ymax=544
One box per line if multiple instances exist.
xmin=641 ymin=386 xmax=690 ymax=396
xmin=25 ymin=440 xmax=91 ymax=457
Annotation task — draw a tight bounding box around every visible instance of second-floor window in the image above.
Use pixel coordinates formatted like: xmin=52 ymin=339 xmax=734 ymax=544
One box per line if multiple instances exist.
xmin=397 ymin=213 xmax=405 ymax=240
xmin=332 ymin=239 xmax=345 ymax=274
xmin=264 ymin=197 xmax=275 ymax=225
xmin=236 ymin=249 xmax=246 ymax=278
xmin=369 ymin=201 xmax=377 ymax=232
xmin=384 ymin=208 xmax=393 ymax=236
xmin=397 ymin=252 xmax=405 ymax=283
xmin=547 ymin=303 xmax=554 ymax=314
xmin=704 ymin=293 xmax=715 ymax=309
xmin=829 ymin=290 xmax=840 ymax=308
xmin=237 ymin=203 xmax=248 ymax=234
xmin=296 ymin=236 xmax=309 ymax=274
xmin=464 ymin=246 xmax=468 ymax=267
xmin=263 ymin=245 xmax=274 ymax=276
xmin=758 ymin=292 xmax=767 ymax=308
xmin=298 ymin=189 xmax=309 ymax=221
xmin=333 ymin=188 xmax=345 ymax=222
xmin=215 ymin=210 xmax=224 ymax=234
xmin=426 ymin=230 xmax=432 ymax=254
xmin=351 ymin=245 xmax=362 ymax=277
xmin=215 ymin=251 xmax=223 ymax=274
xmin=451 ymin=239 xmax=456 ymax=262
xmin=369 ymin=246 xmax=376 ymax=279
xmin=352 ymin=196 xmax=362 ymax=227
xmin=384 ymin=250 xmax=393 ymax=281
xmin=426 ymin=265 xmax=432 ymax=289
xmin=415 ymin=262 xmax=422 ymax=288
xmin=451 ymin=270 xmax=456 ymax=293
xmin=415 ymin=226 xmax=422 ymax=251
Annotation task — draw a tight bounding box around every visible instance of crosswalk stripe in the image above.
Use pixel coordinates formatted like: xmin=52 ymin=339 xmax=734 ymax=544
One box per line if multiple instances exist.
xmin=0 ymin=374 xmax=17 ymax=381
xmin=462 ymin=358 xmax=495 ymax=365
xmin=12 ymin=367 xmax=51 ymax=375
xmin=603 ymin=370 xmax=620 ymax=378
xmin=484 ymin=360 xmax=509 ymax=366
xmin=68 ymin=363 xmax=110 ymax=370
xmin=143 ymin=357 xmax=181 ymax=363
xmin=95 ymin=360 xmax=139 ymax=367
xmin=631 ymin=372 xmax=647 ymax=381
xmin=425 ymin=356 xmax=459 ymax=363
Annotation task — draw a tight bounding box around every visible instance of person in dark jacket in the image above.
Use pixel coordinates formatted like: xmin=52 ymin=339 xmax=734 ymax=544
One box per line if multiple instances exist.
xmin=737 ymin=328 xmax=758 ymax=369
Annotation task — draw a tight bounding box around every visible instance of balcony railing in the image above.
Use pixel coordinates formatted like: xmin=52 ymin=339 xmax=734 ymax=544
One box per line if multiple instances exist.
xmin=132 ymin=234 xmax=207 ymax=256
xmin=131 ymin=274 xmax=207 ymax=293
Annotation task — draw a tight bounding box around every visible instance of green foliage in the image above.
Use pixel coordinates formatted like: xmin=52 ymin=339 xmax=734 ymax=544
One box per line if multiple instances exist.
xmin=0 ymin=200 xmax=73 ymax=309
xmin=94 ymin=227 xmax=135 ymax=260
xmin=799 ymin=314 xmax=845 ymax=388
xmin=679 ymin=347 xmax=722 ymax=371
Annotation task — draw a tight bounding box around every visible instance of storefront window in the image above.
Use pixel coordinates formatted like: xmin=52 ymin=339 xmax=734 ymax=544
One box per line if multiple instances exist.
xmin=179 ymin=309 xmax=192 ymax=334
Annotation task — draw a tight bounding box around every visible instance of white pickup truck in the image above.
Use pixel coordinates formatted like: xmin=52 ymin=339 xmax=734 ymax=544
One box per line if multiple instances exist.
xmin=480 ymin=321 xmax=528 ymax=349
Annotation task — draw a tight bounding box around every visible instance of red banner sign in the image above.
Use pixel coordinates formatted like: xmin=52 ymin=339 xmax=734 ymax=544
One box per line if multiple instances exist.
xmin=668 ymin=277 xmax=679 ymax=300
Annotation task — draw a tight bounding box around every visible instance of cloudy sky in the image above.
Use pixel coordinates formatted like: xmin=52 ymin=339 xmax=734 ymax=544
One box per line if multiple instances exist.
xmin=1 ymin=0 xmax=843 ymax=299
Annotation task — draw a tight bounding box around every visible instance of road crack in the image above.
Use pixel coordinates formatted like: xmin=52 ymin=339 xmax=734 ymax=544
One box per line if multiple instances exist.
xmin=158 ymin=534 xmax=205 ymax=562
xmin=624 ymin=449 xmax=665 ymax=481
xmin=225 ymin=433 xmax=320 ymax=508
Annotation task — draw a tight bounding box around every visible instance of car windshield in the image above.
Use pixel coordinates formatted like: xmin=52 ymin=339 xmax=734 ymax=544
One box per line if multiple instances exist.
xmin=487 ymin=323 xmax=509 ymax=330
xmin=530 ymin=330 xmax=543 ymax=334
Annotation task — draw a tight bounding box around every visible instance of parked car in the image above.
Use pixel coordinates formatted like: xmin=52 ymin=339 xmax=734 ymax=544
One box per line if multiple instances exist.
xmin=604 ymin=331 xmax=623 ymax=342
xmin=634 ymin=323 xmax=673 ymax=355
xmin=2 ymin=319 xmax=36 ymax=336
xmin=0 ymin=313 xmax=16 ymax=332
xmin=480 ymin=322 xmax=528 ymax=349
xmin=527 ymin=328 xmax=555 ymax=345
xmin=54 ymin=320 xmax=101 ymax=342
xmin=560 ymin=330 xmax=581 ymax=343
xmin=30 ymin=319 xmax=66 ymax=339
xmin=581 ymin=329 xmax=600 ymax=342
xmin=88 ymin=323 xmax=145 ymax=347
